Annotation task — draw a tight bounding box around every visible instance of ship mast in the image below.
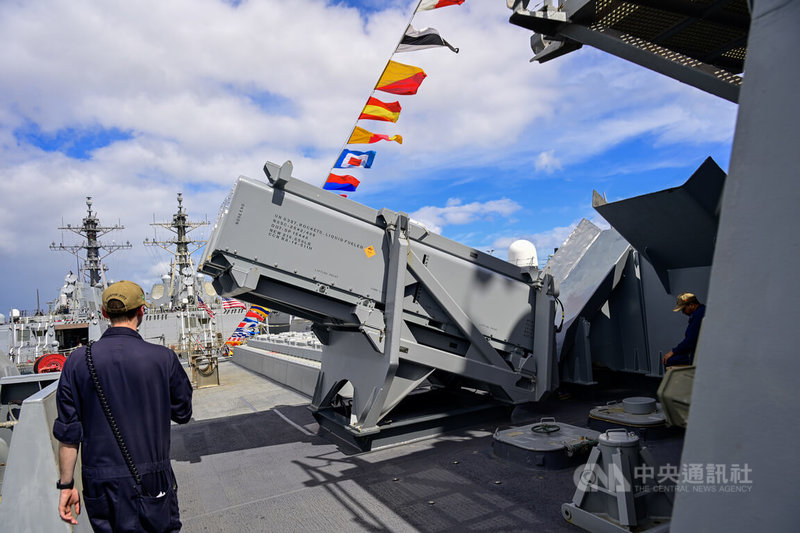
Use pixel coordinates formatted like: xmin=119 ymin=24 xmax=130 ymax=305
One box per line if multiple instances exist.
xmin=144 ymin=193 xmax=209 ymax=306
xmin=50 ymin=197 xmax=132 ymax=287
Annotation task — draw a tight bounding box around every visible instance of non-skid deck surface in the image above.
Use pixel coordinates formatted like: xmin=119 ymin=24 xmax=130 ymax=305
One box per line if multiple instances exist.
xmin=171 ymin=360 xmax=683 ymax=532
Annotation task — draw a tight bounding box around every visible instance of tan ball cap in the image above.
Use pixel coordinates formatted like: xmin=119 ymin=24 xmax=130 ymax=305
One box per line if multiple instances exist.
xmin=102 ymin=280 xmax=150 ymax=313
xmin=673 ymin=292 xmax=699 ymax=312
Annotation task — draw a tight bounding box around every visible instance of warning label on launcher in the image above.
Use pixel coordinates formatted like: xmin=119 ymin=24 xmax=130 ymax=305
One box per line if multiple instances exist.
xmin=268 ymin=214 xmax=365 ymax=252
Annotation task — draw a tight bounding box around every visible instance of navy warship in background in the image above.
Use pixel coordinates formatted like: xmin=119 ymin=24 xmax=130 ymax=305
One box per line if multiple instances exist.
xmin=0 ymin=194 xmax=255 ymax=375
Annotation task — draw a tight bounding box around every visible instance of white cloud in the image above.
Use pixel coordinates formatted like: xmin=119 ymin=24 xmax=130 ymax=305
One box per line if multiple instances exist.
xmin=459 ymin=48 xmax=738 ymax=179
xmin=535 ymin=149 xmax=562 ymax=173
xmin=410 ymin=198 xmax=521 ymax=234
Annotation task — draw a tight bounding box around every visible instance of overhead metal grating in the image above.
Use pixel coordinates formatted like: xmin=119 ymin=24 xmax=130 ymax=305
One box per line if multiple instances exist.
xmin=508 ymin=0 xmax=749 ymax=102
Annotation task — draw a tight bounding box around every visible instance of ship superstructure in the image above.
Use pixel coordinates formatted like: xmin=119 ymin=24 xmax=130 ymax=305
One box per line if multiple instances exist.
xmin=0 ymin=197 xmax=129 ymax=370
xmin=139 ymin=193 xmax=248 ymax=357
xmin=1 ymin=194 xmax=253 ymax=372
xmin=51 ymin=196 xmax=132 ymax=288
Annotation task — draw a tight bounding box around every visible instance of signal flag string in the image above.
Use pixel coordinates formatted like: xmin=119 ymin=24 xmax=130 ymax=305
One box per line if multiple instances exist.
xmin=322 ymin=0 xmax=465 ymax=194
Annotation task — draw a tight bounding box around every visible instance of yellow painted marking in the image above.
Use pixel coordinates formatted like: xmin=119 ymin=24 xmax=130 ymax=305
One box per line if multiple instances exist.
xmin=364 ymin=245 xmax=376 ymax=258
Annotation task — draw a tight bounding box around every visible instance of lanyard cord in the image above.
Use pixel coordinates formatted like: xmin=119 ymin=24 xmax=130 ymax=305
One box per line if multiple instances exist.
xmin=84 ymin=342 xmax=142 ymax=487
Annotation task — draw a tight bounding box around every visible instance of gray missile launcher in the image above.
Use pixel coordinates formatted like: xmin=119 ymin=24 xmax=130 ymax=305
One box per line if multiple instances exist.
xmin=199 ymin=161 xmax=560 ymax=449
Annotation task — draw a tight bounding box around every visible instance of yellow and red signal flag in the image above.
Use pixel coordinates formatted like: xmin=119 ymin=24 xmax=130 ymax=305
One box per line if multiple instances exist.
xmin=358 ymin=97 xmax=402 ymax=123
xmin=375 ymin=60 xmax=426 ymax=95
xmin=348 ymin=126 xmax=403 ymax=145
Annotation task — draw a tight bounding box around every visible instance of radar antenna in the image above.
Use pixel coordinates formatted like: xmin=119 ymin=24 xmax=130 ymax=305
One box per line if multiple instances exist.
xmin=143 ymin=193 xmax=209 ymax=306
xmin=50 ymin=197 xmax=132 ymax=287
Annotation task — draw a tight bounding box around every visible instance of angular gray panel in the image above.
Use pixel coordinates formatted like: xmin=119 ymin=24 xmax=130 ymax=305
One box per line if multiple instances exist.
xmin=593 ymin=157 xmax=725 ymax=273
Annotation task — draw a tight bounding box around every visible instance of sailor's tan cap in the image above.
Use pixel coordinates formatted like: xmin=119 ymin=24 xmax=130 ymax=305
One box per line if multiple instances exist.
xmin=673 ymin=292 xmax=699 ymax=312
xmin=102 ymin=280 xmax=150 ymax=313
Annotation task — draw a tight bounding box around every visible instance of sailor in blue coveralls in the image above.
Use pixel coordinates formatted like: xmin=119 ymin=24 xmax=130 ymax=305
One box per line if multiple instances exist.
xmin=662 ymin=292 xmax=706 ymax=368
xmin=53 ymin=280 xmax=193 ymax=532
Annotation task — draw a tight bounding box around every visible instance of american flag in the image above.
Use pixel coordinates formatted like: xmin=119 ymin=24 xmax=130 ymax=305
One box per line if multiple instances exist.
xmin=222 ymin=298 xmax=247 ymax=310
xmin=196 ymin=296 xmax=215 ymax=318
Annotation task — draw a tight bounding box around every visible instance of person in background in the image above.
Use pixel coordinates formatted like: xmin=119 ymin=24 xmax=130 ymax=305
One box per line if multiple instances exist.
xmin=662 ymin=292 xmax=706 ymax=368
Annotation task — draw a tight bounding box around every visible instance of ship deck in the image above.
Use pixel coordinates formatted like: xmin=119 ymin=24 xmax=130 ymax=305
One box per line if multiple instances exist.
xmin=172 ymin=359 xmax=684 ymax=532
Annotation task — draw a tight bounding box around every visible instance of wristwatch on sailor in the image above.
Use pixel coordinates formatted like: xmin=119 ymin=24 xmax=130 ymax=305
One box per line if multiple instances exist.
xmin=56 ymin=479 xmax=75 ymax=490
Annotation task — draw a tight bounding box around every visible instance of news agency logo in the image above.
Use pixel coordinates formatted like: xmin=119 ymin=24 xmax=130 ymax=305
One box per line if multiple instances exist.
xmin=572 ymin=462 xmax=754 ymax=493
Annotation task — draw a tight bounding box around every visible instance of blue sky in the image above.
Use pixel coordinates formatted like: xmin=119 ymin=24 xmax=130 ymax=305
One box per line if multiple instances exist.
xmin=0 ymin=0 xmax=737 ymax=316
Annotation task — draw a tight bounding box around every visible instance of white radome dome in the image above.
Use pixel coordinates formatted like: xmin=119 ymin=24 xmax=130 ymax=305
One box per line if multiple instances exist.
xmin=508 ymin=240 xmax=538 ymax=267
